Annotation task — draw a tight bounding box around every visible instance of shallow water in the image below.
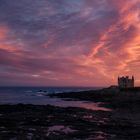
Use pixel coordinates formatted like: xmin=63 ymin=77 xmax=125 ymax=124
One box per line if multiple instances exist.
xmin=47 ymin=125 xmax=76 ymax=134
xmin=0 ymin=87 xmax=110 ymax=111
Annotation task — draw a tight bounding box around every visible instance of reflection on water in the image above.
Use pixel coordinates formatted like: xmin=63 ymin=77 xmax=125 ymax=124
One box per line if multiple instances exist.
xmin=0 ymin=90 xmax=111 ymax=111
xmin=87 ymin=131 xmax=108 ymax=140
xmin=86 ymin=131 xmax=116 ymax=140
xmin=47 ymin=125 xmax=76 ymax=134
xmin=95 ymin=131 xmax=107 ymax=140
xmin=55 ymin=100 xmax=111 ymax=111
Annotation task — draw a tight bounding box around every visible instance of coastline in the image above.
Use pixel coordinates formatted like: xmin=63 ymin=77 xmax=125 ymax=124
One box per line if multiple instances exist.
xmin=0 ymin=88 xmax=140 ymax=139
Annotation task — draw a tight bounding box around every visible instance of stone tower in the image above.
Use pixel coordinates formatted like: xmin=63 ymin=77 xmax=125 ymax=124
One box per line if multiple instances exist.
xmin=118 ymin=76 xmax=134 ymax=88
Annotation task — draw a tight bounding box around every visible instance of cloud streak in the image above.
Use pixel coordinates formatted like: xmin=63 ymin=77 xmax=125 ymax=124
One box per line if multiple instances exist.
xmin=0 ymin=0 xmax=140 ymax=86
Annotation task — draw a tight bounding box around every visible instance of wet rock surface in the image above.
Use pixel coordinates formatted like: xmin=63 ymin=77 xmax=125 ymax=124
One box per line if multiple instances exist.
xmin=49 ymin=88 xmax=140 ymax=139
xmin=0 ymin=104 xmax=139 ymax=140
xmin=0 ymin=88 xmax=140 ymax=139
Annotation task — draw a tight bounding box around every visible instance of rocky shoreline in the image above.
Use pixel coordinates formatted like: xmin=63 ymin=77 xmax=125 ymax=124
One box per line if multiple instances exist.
xmin=0 ymin=88 xmax=140 ymax=139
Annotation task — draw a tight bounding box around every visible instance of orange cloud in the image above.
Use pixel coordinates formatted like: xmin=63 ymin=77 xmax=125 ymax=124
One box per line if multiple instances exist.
xmin=0 ymin=44 xmax=18 ymax=52
xmin=80 ymin=0 xmax=140 ymax=85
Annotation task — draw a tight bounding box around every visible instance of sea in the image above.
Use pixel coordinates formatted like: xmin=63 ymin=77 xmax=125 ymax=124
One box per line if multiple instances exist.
xmin=0 ymin=87 xmax=110 ymax=111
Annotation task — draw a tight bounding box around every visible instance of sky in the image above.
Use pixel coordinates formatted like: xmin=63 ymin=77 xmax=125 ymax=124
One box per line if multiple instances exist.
xmin=0 ymin=0 xmax=140 ymax=87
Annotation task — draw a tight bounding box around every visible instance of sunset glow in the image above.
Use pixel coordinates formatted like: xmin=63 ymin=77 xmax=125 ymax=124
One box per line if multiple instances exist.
xmin=0 ymin=0 xmax=140 ymax=86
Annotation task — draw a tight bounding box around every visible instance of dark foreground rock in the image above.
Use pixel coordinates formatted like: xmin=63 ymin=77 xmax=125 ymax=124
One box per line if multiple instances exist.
xmin=0 ymin=88 xmax=140 ymax=140
xmin=48 ymin=88 xmax=140 ymax=139
xmin=0 ymin=103 xmax=140 ymax=140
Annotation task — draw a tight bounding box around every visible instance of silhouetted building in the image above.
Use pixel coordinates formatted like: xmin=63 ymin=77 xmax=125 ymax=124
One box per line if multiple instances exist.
xmin=118 ymin=76 xmax=134 ymax=88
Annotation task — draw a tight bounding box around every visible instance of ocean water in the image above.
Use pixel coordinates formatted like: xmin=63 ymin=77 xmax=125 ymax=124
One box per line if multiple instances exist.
xmin=0 ymin=86 xmax=100 ymax=97
xmin=0 ymin=86 xmax=98 ymax=94
xmin=0 ymin=87 xmax=110 ymax=111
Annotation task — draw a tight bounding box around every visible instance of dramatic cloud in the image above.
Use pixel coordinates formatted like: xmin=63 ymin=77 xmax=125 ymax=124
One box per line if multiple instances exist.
xmin=0 ymin=0 xmax=140 ymax=86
